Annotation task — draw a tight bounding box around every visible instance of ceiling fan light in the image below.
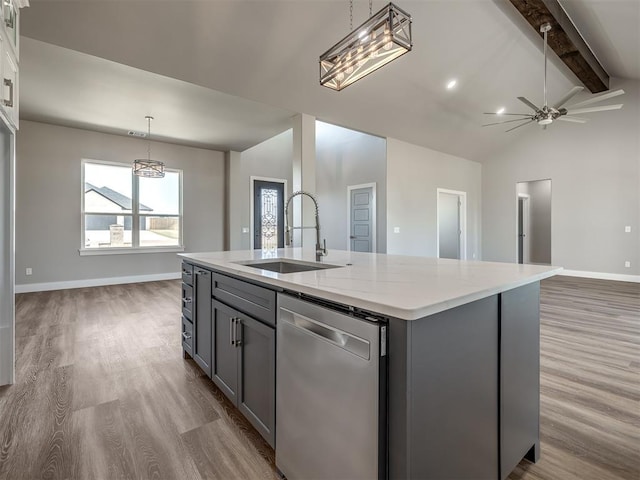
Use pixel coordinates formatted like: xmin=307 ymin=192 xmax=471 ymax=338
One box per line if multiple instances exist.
xmin=538 ymin=117 xmax=553 ymax=126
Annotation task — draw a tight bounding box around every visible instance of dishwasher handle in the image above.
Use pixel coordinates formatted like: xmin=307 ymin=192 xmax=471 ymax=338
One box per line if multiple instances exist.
xmin=280 ymin=307 xmax=371 ymax=360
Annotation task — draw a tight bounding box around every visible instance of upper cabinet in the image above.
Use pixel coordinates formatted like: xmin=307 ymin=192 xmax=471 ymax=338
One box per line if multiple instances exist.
xmin=0 ymin=0 xmax=23 ymax=130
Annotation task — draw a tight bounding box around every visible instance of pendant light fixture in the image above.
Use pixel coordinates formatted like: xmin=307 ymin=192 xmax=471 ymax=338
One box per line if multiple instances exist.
xmin=319 ymin=1 xmax=412 ymax=91
xmin=133 ymin=116 xmax=165 ymax=178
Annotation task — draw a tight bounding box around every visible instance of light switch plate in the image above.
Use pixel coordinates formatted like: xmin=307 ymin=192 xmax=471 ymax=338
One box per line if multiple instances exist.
xmin=26 ymin=268 xmax=32 ymax=276
xmin=242 ymin=227 xmax=249 ymax=234
xmin=625 ymin=261 xmax=631 ymax=268
xmin=625 ymin=226 xmax=632 ymax=233
xmin=393 ymin=227 xmax=400 ymax=233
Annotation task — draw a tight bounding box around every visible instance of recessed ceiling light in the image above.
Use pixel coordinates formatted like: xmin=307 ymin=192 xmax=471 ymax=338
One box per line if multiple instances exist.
xmin=446 ymin=79 xmax=457 ymax=89
xmin=496 ymin=107 xmax=505 ymax=115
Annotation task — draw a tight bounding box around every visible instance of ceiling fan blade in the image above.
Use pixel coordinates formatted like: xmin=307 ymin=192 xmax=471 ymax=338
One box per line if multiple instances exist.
xmin=483 ymin=117 xmax=534 ymax=127
xmin=567 ymin=89 xmax=625 ymax=109
xmin=517 ymin=97 xmax=541 ymax=112
xmin=557 ymin=116 xmax=588 ymax=123
xmin=505 ymin=119 xmax=535 ymax=132
xmin=566 ymin=104 xmax=623 ymax=115
xmin=553 ymin=86 xmax=584 ymax=109
xmin=483 ymin=112 xmax=532 ymax=116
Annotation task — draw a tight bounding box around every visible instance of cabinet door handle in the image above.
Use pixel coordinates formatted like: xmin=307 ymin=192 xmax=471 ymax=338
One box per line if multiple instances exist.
xmin=182 ymin=332 xmax=192 ymax=341
xmin=235 ymin=318 xmax=242 ymax=347
xmin=183 ymin=297 xmax=192 ymax=304
xmin=195 ymin=270 xmax=206 ymax=276
xmin=230 ymin=317 xmax=235 ymax=346
xmin=3 ymin=79 xmax=13 ymax=108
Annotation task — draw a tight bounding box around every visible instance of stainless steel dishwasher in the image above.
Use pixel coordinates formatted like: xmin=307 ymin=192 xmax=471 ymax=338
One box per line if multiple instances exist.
xmin=276 ymin=293 xmax=387 ymax=480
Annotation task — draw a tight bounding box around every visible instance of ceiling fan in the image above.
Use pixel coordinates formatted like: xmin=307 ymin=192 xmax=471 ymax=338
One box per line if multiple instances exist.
xmin=483 ymin=23 xmax=624 ymax=132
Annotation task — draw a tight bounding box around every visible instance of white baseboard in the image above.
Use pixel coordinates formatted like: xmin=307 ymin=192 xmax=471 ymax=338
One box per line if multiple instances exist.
xmin=560 ymin=269 xmax=640 ymax=283
xmin=15 ymin=272 xmax=181 ymax=293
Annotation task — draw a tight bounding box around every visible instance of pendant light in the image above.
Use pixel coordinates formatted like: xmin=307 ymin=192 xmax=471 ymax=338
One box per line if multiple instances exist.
xmin=319 ymin=1 xmax=412 ymax=91
xmin=133 ymin=116 xmax=165 ymax=178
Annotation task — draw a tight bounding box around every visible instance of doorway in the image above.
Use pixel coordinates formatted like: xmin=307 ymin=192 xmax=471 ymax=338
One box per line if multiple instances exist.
xmin=347 ymin=183 xmax=376 ymax=253
xmin=437 ymin=189 xmax=467 ymax=260
xmin=252 ymin=179 xmax=285 ymax=250
xmin=516 ymin=179 xmax=551 ymax=265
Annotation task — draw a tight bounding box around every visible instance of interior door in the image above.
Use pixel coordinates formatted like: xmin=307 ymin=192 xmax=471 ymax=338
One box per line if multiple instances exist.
xmin=518 ymin=198 xmax=525 ymax=264
xmin=253 ymin=180 xmax=284 ymax=250
xmin=350 ymin=187 xmax=373 ymax=252
xmin=438 ymin=192 xmax=461 ymax=259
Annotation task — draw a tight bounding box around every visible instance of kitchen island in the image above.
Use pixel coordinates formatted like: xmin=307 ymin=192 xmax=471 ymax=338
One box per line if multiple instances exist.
xmin=179 ymin=248 xmax=560 ymax=480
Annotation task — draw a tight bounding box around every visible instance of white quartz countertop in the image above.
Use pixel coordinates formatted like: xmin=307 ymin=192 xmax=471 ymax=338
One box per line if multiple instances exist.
xmin=179 ymin=249 xmax=562 ymax=320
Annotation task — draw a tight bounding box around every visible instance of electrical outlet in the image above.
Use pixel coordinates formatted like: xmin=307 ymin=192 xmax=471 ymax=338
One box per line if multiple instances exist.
xmin=242 ymin=227 xmax=249 ymax=234
xmin=625 ymin=226 xmax=632 ymax=233
xmin=624 ymin=261 xmax=631 ymax=268
xmin=26 ymin=268 xmax=32 ymax=276
xmin=393 ymin=227 xmax=400 ymax=233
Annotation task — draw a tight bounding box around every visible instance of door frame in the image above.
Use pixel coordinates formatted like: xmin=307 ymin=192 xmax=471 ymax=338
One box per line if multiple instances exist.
xmin=517 ymin=193 xmax=530 ymax=264
xmin=436 ymin=188 xmax=467 ymax=260
xmin=250 ymin=176 xmax=287 ymax=250
xmin=346 ymin=182 xmax=377 ymax=253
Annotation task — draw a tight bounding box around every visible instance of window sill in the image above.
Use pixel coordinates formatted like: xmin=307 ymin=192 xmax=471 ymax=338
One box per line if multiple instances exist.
xmin=79 ymin=246 xmax=185 ymax=256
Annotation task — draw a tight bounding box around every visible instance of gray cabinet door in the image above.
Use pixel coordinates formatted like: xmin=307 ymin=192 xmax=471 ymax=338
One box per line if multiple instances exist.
xmin=237 ymin=314 xmax=275 ymax=448
xmin=211 ymin=300 xmax=239 ymax=403
xmin=193 ymin=268 xmax=212 ymax=377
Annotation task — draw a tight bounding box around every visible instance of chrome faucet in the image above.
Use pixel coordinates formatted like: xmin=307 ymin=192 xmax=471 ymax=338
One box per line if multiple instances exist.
xmin=284 ymin=191 xmax=327 ymax=261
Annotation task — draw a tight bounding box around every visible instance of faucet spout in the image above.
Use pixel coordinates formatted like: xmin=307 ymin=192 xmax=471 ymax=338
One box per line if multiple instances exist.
xmin=284 ymin=190 xmax=327 ymax=261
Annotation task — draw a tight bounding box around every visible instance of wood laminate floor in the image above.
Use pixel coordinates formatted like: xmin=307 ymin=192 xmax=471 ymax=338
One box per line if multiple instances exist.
xmin=0 ymin=276 xmax=638 ymax=479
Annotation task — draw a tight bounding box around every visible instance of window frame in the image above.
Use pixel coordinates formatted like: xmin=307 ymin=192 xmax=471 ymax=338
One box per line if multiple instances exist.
xmin=79 ymin=159 xmax=184 ymax=256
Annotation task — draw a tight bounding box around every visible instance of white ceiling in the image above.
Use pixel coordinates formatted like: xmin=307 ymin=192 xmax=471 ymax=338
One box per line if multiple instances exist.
xmin=19 ymin=0 xmax=640 ymax=161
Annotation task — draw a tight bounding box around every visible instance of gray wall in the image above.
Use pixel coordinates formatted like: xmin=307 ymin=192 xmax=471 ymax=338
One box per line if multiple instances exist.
xmin=316 ymin=122 xmax=387 ymax=253
xmin=386 ymin=138 xmax=482 ymax=259
xmin=16 ymin=121 xmax=225 ymax=286
xmin=517 ymin=180 xmax=552 ymax=264
xmin=482 ymin=78 xmax=640 ymax=276
xmin=228 ymin=129 xmax=293 ymax=250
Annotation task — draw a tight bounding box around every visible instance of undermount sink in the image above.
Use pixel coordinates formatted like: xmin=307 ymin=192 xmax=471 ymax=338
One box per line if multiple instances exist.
xmin=236 ymin=259 xmax=343 ymax=274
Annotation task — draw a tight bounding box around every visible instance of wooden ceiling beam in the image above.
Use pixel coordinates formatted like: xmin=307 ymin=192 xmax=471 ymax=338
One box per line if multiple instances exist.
xmin=508 ymin=0 xmax=609 ymax=92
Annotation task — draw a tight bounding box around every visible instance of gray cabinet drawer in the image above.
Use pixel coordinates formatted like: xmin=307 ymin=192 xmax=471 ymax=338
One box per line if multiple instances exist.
xmin=212 ymin=272 xmax=276 ymax=327
xmin=182 ymin=263 xmax=194 ymax=286
xmin=182 ymin=316 xmax=193 ymax=357
xmin=181 ymin=283 xmax=193 ymax=320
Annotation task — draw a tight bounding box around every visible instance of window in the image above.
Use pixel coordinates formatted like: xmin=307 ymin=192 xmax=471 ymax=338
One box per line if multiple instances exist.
xmin=81 ymin=160 xmax=182 ymax=253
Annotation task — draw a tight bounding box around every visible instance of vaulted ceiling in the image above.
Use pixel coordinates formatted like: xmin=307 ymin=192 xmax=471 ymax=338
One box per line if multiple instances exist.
xmin=19 ymin=0 xmax=640 ymax=162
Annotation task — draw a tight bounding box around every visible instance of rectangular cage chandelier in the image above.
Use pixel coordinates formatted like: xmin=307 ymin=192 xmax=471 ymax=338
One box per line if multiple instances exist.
xmin=319 ymin=2 xmax=412 ymax=91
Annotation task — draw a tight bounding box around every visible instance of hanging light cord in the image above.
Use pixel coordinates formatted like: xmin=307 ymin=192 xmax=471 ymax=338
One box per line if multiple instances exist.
xmin=350 ymin=0 xmax=374 ymax=29
xmin=146 ymin=116 xmax=153 ymax=160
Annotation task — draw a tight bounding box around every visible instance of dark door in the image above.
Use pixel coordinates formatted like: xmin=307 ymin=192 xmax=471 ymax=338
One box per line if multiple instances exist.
xmin=518 ymin=197 xmax=525 ymax=264
xmin=193 ymin=268 xmax=212 ymax=377
xmin=237 ymin=314 xmax=276 ymax=447
xmin=254 ymin=180 xmax=284 ymax=250
xmin=350 ymin=186 xmax=374 ymax=252
xmin=211 ymin=300 xmax=239 ymax=403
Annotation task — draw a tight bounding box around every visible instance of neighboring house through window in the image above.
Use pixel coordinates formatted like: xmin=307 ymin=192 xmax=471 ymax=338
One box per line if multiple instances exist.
xmin=81 ymin=160 xmax=183 ymax=252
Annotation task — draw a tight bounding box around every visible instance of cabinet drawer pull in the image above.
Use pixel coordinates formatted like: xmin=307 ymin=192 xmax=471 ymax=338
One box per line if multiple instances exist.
xmin=183 ymin=271 xmax=192 ymax=276
xmin=195 ymin=270 xmax=207 ymax=276
xmin=182 ymin=332 xmax=192 ymax=341
xmin=183 ymin=297 xmax=193 ymax=304
xmin=3 ymin=78 xmax=13 ymax=108
xmin=235 ymin=318 xmax=242 ymax=347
